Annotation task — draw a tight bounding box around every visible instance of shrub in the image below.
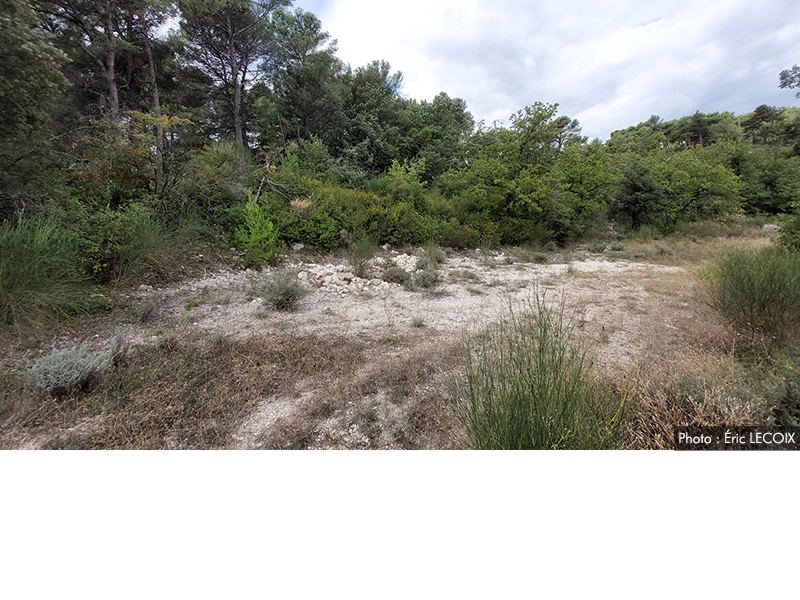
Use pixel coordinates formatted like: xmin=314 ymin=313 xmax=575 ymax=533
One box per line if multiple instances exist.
xmin=260 ymin=270 xmax=309 ymax=311
xmin=235 ymin=192 xmax=280 ymax=268
xmin=779 ymin=204 xmax=800 ymax=251
xmin=414 ymin=268 xmax=440 ymax=289
xmin=345 ymin=238 xmax=378 ymax=279
xmin=706 ymin=246 xmax=800 ymax=345
xmin=382 ymin=265 xmax=411 ymax=285
xmin=423 ymin=240 xmax=447 ymax=265
xmin=0 ymin=217 xmax=91 ymax=324
xmin=454 ymin=295 xmax=625 ymax=449
xmin=30 ymin=341 xmax=111 ymax=395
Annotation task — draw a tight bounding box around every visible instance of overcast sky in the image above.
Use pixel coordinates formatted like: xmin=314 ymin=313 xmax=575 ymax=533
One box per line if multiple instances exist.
xmin=294 ymin=0 xmax=800 ymax=141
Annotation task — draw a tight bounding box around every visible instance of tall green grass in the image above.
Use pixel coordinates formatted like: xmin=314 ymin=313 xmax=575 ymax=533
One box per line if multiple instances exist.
xmin=706 ymin=246 xmax=800 ymax=346
xmin=0 ymin=217 xmax=90 ymax=324
xmin=456 ymin=295 xmax=625 ymax=449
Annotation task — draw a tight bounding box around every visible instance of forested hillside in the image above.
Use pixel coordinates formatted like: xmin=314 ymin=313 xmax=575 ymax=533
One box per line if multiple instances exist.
xmin=2 ymin=0 xmax=800 ymax=322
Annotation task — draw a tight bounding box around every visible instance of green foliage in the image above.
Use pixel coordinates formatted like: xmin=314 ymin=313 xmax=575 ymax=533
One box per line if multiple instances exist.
xmin=455 ymin=296 xmax=624 ymax=449
xmin=0 ymin=217 xmax=91 ymax=324
xmin=75 ymin=202 xmax=171 ymax=284
xmin=259 ymin=270 xmax=310 ymax=311
xmin=0 ymin=0 xmax=70 ymax=218
xmin=779 ymin=204 xmax=800 ymax=251
xmin=235 ymin=192 xmax=279 ymax=268
xmin=345 ymin=237 xmax=378 ymax=279
xmin=30 ymin=341 xmax=111 ymax=395
xmin=177 ymin=141 xmax=255 ymax=224
xmin=707 ymin=246 xmax=800 ymax=346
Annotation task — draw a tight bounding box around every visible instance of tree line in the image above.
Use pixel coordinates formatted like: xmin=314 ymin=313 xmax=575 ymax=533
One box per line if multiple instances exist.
xmin=2 ymin=0 xmax=800 ymax=283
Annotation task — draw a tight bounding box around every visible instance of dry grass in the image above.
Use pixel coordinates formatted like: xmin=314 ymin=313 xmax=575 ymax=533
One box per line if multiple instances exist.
xmin=606 ymin=231 xmax=773 ymax=270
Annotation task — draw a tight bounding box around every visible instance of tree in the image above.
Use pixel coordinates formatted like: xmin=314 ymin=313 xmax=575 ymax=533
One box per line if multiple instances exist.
xmin=1 ymin=0 xmax=69 ymax=218
xmin=266 ymin=7 xmax=342 ymax=145
xmin=36 ymin=0 xmax=129 ymax=138
xmin=180 ymin=0 xmax=290 ymax=145
xmin=779 ymin=64 xmax=800 ymax=98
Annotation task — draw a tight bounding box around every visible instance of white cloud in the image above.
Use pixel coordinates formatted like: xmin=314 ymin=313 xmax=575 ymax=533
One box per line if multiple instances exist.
xmin=297 ymin=0 xmax=800 ymax=139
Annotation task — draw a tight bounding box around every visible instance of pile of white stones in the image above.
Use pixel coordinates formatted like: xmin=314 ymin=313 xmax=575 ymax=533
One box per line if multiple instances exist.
xmin=296 ymin=253 xmax=420 ymax=297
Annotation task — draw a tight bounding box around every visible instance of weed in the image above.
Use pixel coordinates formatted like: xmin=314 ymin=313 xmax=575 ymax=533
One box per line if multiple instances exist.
xmin=705 ymin=246 xmax=800 ymax=347
xmin=184 ymin=299 xmax=201 ymax=310
xmin=382 ymin=265 xmax=411 ymax=285
xmin=422 ymin=241 xmax=447 ymax=265
xmin=454 ymin=295 xmax=625 ymax=449
xmin=0 ymin=217 xmax=92 ymax=325
xmin=416 ymin=256 xmax=434 ymax=271
xmin=411 ymin=315 xmax=426 ymax=328
xmin=137 ymin=301 xmax=159 ymax=323
xmin=30 ymin=341 xmax=111 ymax=396
xmin=414 ymin=268 xmax=440 ymax=289
xmin=260 ymin=270 xmax=310 ymax=311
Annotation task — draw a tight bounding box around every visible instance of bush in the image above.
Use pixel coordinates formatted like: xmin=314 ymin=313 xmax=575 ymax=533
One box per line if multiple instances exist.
xmin=260 ymin=270 xmax=309 ymax=311
xmin=0 ymin=217 xmax=91 ymax=324
xmin=414 ymin=268 xmax=440 ymax=290
xmin=454 ymin=295 xmax=624 ymax=449
xmin=706 ymin=246 xmax=800 ymax=345
xmin=235 ymin=192 xmax=279 ymax=268
xmin=382 ymin=265 xmax=411 ymax=285
xmin=345 ymin=238 xmax=378 ymax=279
xmin=30 ymin=341 xmax=111 ymax=395
xmin=779 ymin=204 xmax=800 ymax=251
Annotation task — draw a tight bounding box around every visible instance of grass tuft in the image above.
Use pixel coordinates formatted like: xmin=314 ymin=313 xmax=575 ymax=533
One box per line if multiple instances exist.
xmin=454 ymin=294 xmax=624 ymax=449
xmin=705 ymin=246 xmax=800 ymax=347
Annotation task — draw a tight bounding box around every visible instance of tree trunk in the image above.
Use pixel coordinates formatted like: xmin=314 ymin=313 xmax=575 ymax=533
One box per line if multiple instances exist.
xmin=227 ymin=12 xmax=243 ymax=145
xmin=103 ymin=3 xmax=121 ymax=140
xmin=142 ymin=15 xmax=163 ymax=183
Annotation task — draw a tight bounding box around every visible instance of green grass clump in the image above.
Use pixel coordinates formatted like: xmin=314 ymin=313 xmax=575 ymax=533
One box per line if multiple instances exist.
xmin=455 ymin=295 xmax=624 ymax=449
xmin=0 ymin=217 xmax=91 ymax=324
xmin=706 ymin=246 xmax=800 ymax=346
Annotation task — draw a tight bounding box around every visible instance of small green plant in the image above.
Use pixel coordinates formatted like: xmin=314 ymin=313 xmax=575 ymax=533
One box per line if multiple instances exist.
xmin=235 ymin=192 xmax=279 ymax=268
xmin=184 ymin=299 xmax=201 ymax=310
xmin=260 ymin=270 xmax=310 ymax=311
xmin=454 ymin=294 xmax=625 ymax=449
xmin=346 ymin=238 xmax=378 ymax=279
xmin=382 ymin=265 xmax=411 ymax=285
xmin=411 ymin=315 xmax=426 ymax=328
xmin=423 ymin=240 xmax=447 ymax=265
xmin=414 ymin=268 xmax=440 ymax=289
xmin=30 ymin=341 xmax=111 ymax=395
xmin=416 ymin=256 xmax=434 ymax=271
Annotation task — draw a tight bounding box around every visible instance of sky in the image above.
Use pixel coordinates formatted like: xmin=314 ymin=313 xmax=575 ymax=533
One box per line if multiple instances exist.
xmin=294 ymin=0 xmax=800 ymax=141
